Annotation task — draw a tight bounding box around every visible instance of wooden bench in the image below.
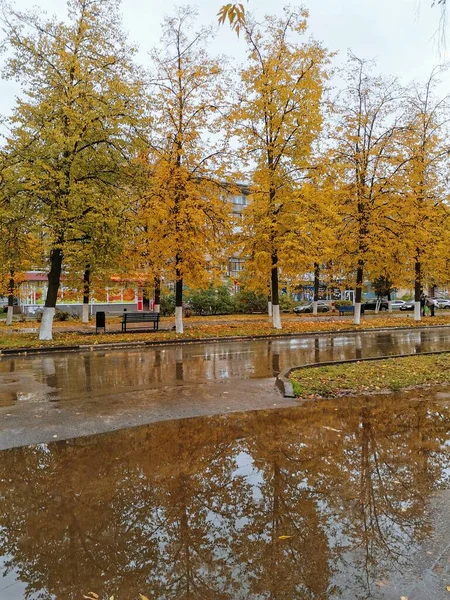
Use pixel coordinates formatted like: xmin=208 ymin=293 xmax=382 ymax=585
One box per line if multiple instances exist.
xmin=338 ymin=305 xmax=355 ymax=316
xmin=121 ymin=311 xmax=160 ymax=332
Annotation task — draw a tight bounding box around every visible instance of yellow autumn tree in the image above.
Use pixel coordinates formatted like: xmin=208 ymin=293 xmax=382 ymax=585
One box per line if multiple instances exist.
xmin=397 ymin=68 xmax=450 ymax=320
xmin=0 ymin=149 xmax=41 ymax=324
xmin=231 ymin=7 xmax=331 ymax=328
xmin=1 ymin=0 xmax=144 ymax=339
xmin=280 ymin=160 xmax=341 ymax=313
xmin=139 ymin=7 xmax=232 ymax=333
xmin=330 ymin=55 xmax=407 ymax=324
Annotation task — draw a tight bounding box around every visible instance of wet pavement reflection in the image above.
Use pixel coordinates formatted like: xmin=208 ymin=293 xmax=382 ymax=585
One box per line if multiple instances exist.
xmin=1 ymin=328 xmax=450 ymax=409
xmin=1 ymin=390 xmax=450 ymax=599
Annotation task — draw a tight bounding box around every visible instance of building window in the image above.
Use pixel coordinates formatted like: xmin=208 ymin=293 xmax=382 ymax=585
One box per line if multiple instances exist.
xmin=232 ymin=195 xmax=247 ymax=205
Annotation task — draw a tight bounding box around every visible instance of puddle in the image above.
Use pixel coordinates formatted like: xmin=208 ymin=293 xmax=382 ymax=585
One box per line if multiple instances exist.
xmin=0 ymin=391 xmax=449 ymax=599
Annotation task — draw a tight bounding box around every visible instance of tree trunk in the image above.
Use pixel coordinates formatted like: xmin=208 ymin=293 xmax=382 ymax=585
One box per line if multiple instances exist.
xmin=313 ymin=262 xmax=320 ymax=315
xmin=39 ymin=247 xmax=63 ymax=340
xmin=354 ymin=259 xmax=363 ymax=325
xmin=271 ymin=250 xmax=281 ymax=329
xmin=268 ymin=294 xmax=272 ymax=318
xmin=154 ymin=276 xmax=161 ymax=313
xmin=414 ymin=257 xmax=422 ymax=322
xmin=82 ymin=265 xmax=90 ymax=323
xmin=175 ymin=257 xmax=183 ymax=334
xmin=6 ymin=274 xmax=14 ymax=326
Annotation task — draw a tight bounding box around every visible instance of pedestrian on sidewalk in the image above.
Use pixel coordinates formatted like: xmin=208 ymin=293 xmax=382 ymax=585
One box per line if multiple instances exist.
xmin=425 ymin=296 xmax=436 ymax=317
xmin=420 ymin=292 xmax=426 ymax=317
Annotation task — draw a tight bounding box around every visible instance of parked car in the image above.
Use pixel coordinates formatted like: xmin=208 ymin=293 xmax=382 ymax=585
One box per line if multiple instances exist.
xmin=362 ymin=299 xmax=389 ymax=311
xmin=390 ymin=300 xmax=406 ymax=309
xmin=435 ymin=298 xmax=450 ymax=309
xmin=0 ymin=297 xmax=19 ymax=313
xmin=293 ymin=301 xmax=331 ymax=314
xmin=399 ymin=301 xmax=415 ymax=311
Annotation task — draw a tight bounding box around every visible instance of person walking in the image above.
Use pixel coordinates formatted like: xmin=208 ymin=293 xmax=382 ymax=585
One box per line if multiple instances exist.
xmin=425 ymin=296 xmax=436 ymax=317
xmin=420 ymin=292 xmax=426 ymax=317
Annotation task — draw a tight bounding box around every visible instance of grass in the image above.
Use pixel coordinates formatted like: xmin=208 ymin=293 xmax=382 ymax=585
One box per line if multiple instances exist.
xmin=0 ymin=312 xmax=450 ymax=351
xmin=291 ymin=353 xmax=450 ymax=398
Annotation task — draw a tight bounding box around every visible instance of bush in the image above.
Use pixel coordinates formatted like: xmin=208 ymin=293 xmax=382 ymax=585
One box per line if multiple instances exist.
xmin=54 ymin=310 xmax=71 ymax=321
xmin=160 ymin=294 xmax=175 ymax=316
xmin=189 ymin=284 xmax=233 ymax=316
xmin=232 ymin=290 xmax=268 ymax=313
xmin=279 ymin=294 xmax=296 ymax=313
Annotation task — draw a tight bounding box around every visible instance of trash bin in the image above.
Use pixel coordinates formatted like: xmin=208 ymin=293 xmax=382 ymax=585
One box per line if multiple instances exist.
xmin=96 ymin=311 xmax=106 ymax=334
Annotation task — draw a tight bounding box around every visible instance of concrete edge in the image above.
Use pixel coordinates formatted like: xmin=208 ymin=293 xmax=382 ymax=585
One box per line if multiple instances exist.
xmin=0 ymin=323 xmax=449 ymax=358
xmin=276 ymin=349 xmax=450 ymax=398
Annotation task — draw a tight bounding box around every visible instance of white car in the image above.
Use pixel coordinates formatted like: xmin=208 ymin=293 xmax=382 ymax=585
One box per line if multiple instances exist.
xmin=435 ymin=298 xmax=450 ymax=309
xmin=390 ymin=300 xmax=406 ymax=309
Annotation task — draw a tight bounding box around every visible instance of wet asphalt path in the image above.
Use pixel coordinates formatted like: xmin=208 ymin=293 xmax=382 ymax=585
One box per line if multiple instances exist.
xmin=1 ymin=327 xmax=450 ymax=449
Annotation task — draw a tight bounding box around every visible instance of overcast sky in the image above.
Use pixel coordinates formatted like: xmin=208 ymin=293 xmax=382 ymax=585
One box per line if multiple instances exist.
xmin=0 ymin=0 xmax=448 ymax=115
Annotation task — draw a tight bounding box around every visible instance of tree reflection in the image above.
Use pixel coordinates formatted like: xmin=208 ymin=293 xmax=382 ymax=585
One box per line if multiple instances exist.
xmin=0 ymin=392 xmax=449 ymax=599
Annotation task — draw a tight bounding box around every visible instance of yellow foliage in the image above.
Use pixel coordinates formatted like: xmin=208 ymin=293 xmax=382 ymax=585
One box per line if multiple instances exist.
xmin=230 ymin=8 xmax=331 ymax=307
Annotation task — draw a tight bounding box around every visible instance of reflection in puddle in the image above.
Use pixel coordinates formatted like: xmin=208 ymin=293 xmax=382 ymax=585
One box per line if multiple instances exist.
xmin=1 ymin=329 xmax=450 ymax=409
xmin=0 ymin=392 xmax=449 ymax=599
xmin=0 ymin=391 xmax=17 ymax=406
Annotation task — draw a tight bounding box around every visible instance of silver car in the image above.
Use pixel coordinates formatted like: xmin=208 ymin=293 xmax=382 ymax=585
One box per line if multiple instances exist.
xmin=293 ymin=301 xmax=330 ymax=314
xmin=435 ymin=298 xmax=450 ymax=309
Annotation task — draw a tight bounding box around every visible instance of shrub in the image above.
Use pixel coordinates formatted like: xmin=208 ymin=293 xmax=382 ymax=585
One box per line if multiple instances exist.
xmin=189 ymin=284 xmax=233 ymax=315
xmin=160 ymin=294 xmax=175 ymax=316
xmin=232 ymin=290 xmax=267 ymax=313
xmin=54 ymin=310 xmax=71 ymax=321
xmin=279 ymin=294 xmax=296 ymax=312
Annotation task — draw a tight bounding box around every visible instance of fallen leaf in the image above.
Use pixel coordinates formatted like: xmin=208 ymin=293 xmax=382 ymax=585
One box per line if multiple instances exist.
xmin=278 ymin=535 xmax=294 ymax=540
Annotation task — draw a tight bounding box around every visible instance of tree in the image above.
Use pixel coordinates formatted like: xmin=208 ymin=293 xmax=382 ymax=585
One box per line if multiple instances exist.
xmin=0 ymin=149 xmax=40 ymax=324
xmin=397 ymin=68 xmax=450 ymax=320
xmin=331 ymin=56 xmax=406 ymax=325
xmin=1 ymin=0 xmax=143 ymax=339
xmin=140 ymin=7 xmax=232 ymax=334
xmin=232 ymin=7 xmax=330 ymax=329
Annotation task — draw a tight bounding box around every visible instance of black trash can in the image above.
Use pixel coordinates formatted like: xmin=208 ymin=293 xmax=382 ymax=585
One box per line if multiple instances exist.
xmin=96 ymin=311 xmax=106 ymax=334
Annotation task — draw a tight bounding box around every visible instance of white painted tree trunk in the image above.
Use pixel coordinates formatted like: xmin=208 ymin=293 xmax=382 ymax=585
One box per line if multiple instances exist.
xmin=154 ymin=304 xmax=160 ymax=313
xmin=82 ymin=304 xmax=89 ymax=323
xmin=312 ymin=300 xmax=318 ymax=315
xmin=353 ymin=303 xmax=361 ymax=325
xmin=175 ymin=306 xmax=183 ymax=334
xmin=39 ymin=307 xmax=55 ymax=340
xmin=268 ymin=301 xmax=273 ymax=317
xmin=414 ymin=301 xmax=421 ymax=322
xmin=6 ymin=306 xmax=13 ymax=325
xmin=272 ymin=304 xmax=282 ymax=329
xmin=388 ymin=300 xmax=392 ymax=313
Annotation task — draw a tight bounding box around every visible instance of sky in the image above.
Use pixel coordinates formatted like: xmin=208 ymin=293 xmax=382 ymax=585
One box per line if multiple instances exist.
xmin=0 ymin=0 xmax=449 ymax=116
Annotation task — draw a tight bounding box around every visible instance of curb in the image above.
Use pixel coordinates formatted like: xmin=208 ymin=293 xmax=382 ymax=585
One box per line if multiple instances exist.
xmin=0 ymin=323 xmax=449 ymax=358
xmin=277 ymin=349 xmax=450 ymax=398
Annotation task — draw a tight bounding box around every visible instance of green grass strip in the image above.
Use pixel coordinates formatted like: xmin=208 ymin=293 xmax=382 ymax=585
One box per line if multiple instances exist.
xmin=290 ymin=353 xmax=450 ymax=398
